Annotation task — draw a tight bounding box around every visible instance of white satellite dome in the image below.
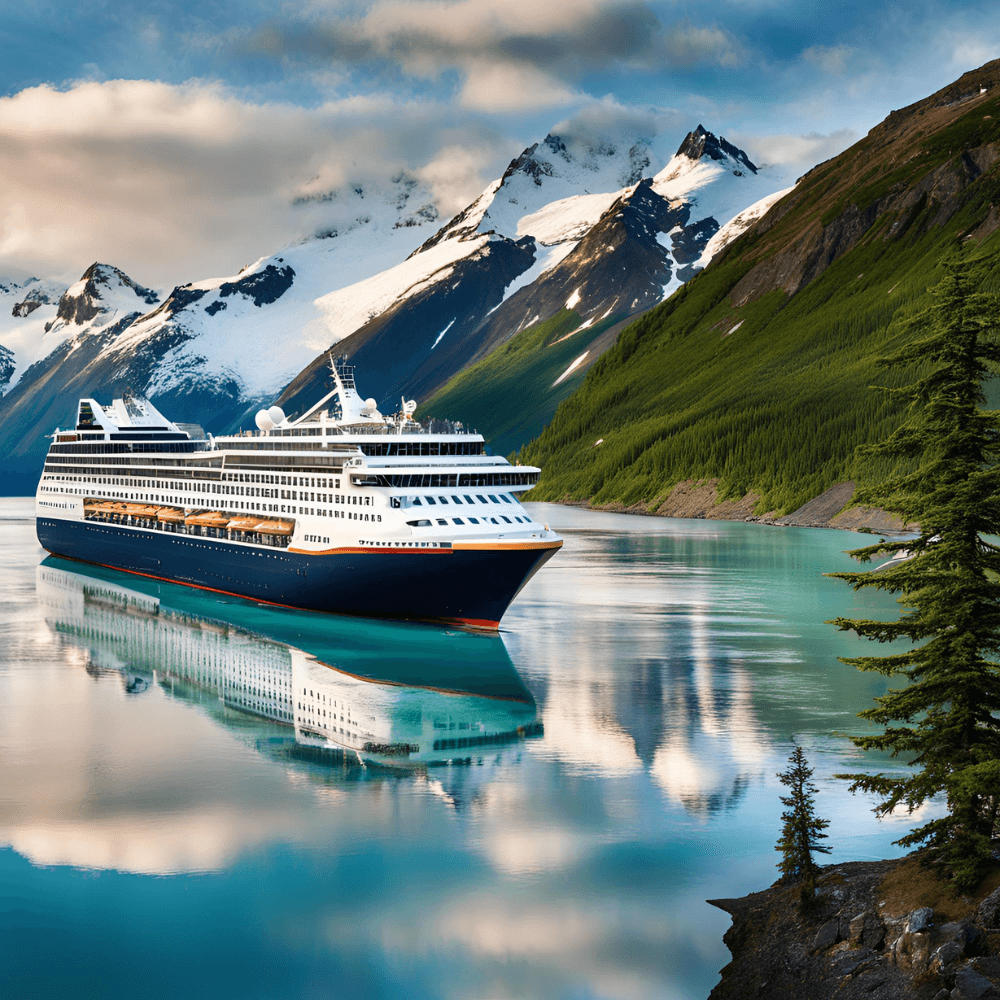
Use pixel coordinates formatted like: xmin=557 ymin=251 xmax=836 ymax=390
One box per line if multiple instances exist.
xmin=267 ymin=405 xmax=286 ymax=426
xmin=254 ymin=410 xmax=274 ymax=431
xmin=363 ymin=397 xmax=378 ymax=414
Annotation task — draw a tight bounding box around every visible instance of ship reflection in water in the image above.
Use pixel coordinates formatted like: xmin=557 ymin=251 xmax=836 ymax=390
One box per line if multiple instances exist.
xmin=36 ymin=557 xmax=541 ymax=775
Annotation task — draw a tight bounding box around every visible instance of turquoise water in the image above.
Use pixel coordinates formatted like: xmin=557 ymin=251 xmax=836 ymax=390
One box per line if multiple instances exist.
xmin=0 ymin=499 xmax=924 ymax=999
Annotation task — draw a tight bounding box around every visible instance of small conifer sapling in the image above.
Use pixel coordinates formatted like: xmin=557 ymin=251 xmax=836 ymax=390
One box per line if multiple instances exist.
xmin=776 ymin=746 xmax=831 ymax=905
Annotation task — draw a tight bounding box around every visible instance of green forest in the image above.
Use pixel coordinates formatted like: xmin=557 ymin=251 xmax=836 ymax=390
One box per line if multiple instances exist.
xmin=518 ymin=187 xmax=1000 ymax=515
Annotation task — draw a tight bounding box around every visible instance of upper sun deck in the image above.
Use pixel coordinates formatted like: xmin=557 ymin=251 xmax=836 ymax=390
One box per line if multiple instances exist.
xmin=52 ymin=361 xmax=488 ymax=466
xmin=239 ymin=360 xmax=474 ymax=441
xmin=215 ymin=359 xmax=486 ymax=456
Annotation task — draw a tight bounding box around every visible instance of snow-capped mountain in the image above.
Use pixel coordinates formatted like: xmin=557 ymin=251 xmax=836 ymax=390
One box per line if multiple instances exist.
xmin=0 ymin=265 xmax=167 ymax=491
xmin=0 ymin=276 xmax=65 ymax=393
xmin=0 ymin=123 xmax=794 ymax=489
xmin=279 ymin=125 xmax=793 ymax=422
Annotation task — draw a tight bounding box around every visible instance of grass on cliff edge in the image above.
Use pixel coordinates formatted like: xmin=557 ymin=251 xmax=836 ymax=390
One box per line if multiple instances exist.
xmin=517 ymin=197 xmax=1000 ymax=516
xmin=874 ymin=855 xmax=1000 ymax=923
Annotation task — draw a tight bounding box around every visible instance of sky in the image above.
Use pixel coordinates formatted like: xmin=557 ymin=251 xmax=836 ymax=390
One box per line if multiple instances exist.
xmin=0 ymin=0 xmax=998 ymax=291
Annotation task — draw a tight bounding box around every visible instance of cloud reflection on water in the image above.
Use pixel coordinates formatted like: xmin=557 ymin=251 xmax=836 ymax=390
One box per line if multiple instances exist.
xmin=0 ymin=504 xmax=933 ymax=1000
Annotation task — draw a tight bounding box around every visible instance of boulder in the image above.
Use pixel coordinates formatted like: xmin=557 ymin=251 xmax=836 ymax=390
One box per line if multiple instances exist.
xmin=952 ymin=962 xmax=998 ymax=1000
xmin=893 ymin=929 xmax=933 ymax=971
xmin=812 ymin=919 xmax=840 ymax=953
xmin=848 ymin=910 xmax=886 ymax=950
xmin=976 ymin=888 xmax=1000 ymax=929
xmin=907 ymin=907 xmax=935 ymax=933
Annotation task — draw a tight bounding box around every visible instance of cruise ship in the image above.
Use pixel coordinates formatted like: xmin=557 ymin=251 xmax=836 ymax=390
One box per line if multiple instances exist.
xmin=35 ymin=362 xmax=562 ymax=628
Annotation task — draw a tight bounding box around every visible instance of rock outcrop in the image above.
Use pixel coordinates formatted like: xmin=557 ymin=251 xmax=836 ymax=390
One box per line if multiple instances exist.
xmin=709 ymin=858 xmax=1000 ymax=1000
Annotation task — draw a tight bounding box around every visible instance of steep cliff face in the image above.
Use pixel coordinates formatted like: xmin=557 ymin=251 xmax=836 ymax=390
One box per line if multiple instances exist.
xmin=521 ymin=59 xmax=1000 ymax=516
xmin=414 ymin=128 xmax=789 ymax=454
xmin=720 ymin=64 xmax=1000 ymax=307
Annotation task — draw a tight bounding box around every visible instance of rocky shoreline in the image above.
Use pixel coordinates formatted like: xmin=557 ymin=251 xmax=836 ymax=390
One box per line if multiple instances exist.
xmin=708 ymin=857 xmax=1000 ymax=1000
xmin=566 ymin=480 xmax=912 ymax=534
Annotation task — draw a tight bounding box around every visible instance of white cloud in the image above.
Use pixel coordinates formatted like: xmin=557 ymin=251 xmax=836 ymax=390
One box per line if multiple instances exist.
xmin=0 ymin=79 xmax=512 ymax=288
xmin=258 ymin=0 xmax=664 ymax=111
xmin=314 ymin=0 xmax=633 ymax=54
xmin=414 ymin=142 xmax=514 ymax=218
xmin=728 ymin=128 xmax=858 ymax=172
xmin=459 ymin=60 xmax=579 ymax=112
xmin=801 ymin=44 xmax=856 ymax=75
xmin=550 ymin=97 xmax=686 ymax=148
xmin=664 ymin=21 xmax=743 ymax=68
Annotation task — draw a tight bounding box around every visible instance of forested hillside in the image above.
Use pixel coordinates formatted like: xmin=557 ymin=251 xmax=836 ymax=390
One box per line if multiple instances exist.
xmin=520 ymin=60 xmax=1000 ymax=515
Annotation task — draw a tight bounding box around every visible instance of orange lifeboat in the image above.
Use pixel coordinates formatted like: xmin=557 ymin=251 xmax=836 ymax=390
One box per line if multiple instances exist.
xmin=255 ymin=519 xmax=295 ymax=536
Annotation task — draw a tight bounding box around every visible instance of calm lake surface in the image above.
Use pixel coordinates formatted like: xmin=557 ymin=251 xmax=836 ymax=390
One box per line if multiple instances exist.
xmin=0 ymin=498 xmax=925 ymax=999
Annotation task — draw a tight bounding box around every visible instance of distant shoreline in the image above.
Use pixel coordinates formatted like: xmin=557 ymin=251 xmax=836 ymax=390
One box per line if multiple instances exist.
xmin=553 ymin=480 xmax=915 ymax=535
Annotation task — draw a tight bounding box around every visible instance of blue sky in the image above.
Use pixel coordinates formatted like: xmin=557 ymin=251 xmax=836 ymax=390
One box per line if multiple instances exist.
xmin=1 ymin=0 xmax=998 ymax=287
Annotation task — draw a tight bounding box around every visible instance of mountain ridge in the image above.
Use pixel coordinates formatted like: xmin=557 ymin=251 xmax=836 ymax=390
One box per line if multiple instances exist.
xmin=0 ymin=120 xmax=789 ymax=491
xmin=518 ymin=58 xmax=1000 ymax=515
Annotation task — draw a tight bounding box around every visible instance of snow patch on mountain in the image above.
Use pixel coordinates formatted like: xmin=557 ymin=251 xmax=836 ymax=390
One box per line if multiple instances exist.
xmin=552 ymin=351 xmax=590 ymax=387
xmin=314 ymin=233 xmax=496 ymax=348
xmin=516 ymin=189 xmax=630 ymax=246
xmin=430 ymin=319 xmax=455 ymax=350
xmin=0 ymin=277 xmax=63 ymax=393
xmin=102 ymin=173 xmax=456 ymax=401
xmin=695 ymin=185 xmax=794 ymax=266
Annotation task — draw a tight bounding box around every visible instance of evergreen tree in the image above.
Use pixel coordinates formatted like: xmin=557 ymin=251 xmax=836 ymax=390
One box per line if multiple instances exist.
xmin=829 ymin=254 xmax=1000 ymax=890
xmin=776 ymin=746 xmax=831 ymax=904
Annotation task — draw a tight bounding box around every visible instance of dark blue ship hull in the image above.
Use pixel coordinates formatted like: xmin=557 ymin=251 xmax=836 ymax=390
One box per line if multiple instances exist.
xmin=36 ymin=517 xmax=560 ymax=628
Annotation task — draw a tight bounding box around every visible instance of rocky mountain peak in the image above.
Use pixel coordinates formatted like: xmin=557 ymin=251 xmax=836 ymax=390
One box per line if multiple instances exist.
xmin=10 ymin=277 xmax=58 ymax=318
xmin=53 ymin=263 xmax=159 ymax=329
xmin=676 ymin=125 xmax=757 ymax=175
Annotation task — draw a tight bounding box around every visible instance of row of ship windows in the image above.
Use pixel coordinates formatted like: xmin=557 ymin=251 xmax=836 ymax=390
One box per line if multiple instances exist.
xmin=303 ymin=688 xmax=347 ymax=709
xmin=407 ymin=515 xmax=529 ymax=527
xmin=42 ymin=485 xmax=383 ymax=523
xmin=359 ymin=473 xmax=536 ymax=488
xmin=297 ymin=716 xmax=358 ymax=739
xmin=44 ymin=473 xmax=344 ymax=497
xmin=297 ymin=702 xmax=349 ymax=723
xmin=43 ymin=478 xmax=373 ymax=509
xmin=42 ymin=465 xmax=533 ymax=494
xmin=231 ymin=701 xmax=293 ymax=721
xmin=357 ymin=441 xmax=484 ymax=456
xmin=249 ymin=437 xmax=484 ymax=457
xmin=44 ymin=476 xmax=521 ymax=512
xmin=396 ymin=493 xmax=515 ymax=507
xmin=49 ymin=442 xmax=205 ymax=454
